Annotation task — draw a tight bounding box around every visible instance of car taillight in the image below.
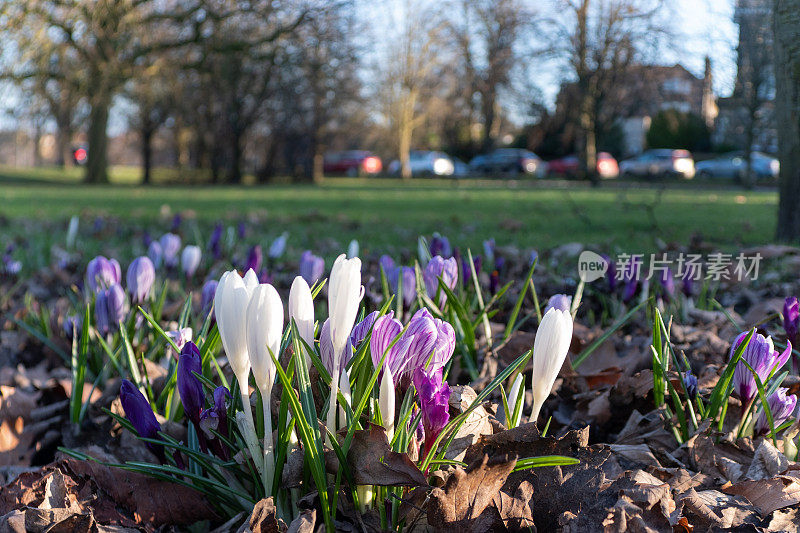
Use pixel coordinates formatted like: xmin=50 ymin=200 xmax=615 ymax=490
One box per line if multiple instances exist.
xmin=362 ymin=156 xmax=381 ymax=174
xmin=74 ymin=148 xmax=87 ymax=163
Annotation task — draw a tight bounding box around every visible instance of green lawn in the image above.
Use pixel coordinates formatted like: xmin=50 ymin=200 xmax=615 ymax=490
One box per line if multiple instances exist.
xmin=0 ymin=165 xmax=778 ymax=260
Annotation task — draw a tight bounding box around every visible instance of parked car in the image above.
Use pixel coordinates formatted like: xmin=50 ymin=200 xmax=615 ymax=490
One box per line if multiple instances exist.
xmin=323 ymin=150 xmax=382 ymax=176
xmin=469 ymin=149 xmax=544 ymax=176
xmin=619 ymin=149 xmax=696 ymax=179
xmin=547 ymin=152 xmax=619 ymax=179
xmin=695 ymin=151 xmax=779 ymax=180
xmin=387 ymin=151 xmax=455 ymax=177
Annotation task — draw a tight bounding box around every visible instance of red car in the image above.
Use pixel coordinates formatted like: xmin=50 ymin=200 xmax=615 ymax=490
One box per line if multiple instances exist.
xmin=323 ymin=151 xmax=382 ymax=176
xmin=547 ymin=152 xmax=619 ymax=179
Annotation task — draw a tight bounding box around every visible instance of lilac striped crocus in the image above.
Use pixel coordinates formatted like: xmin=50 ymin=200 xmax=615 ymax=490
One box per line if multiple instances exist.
xmin=424 ymin=256 xmax=458 ymax=307
xmin=413 ymin=367 xmax=450 ymax=459
xmin=120 ymin=379 xmax=164 ymax=460
xmin=126 ymin=256 xmax=155 ymax=304
xmin=755 ymin=388 xmax=798 ymax=437
xmin=731 ymin=331 xmax=792 ymax=406
xmin=299 ymin=251 xmax=325 ymax=286
xmin=166 ymin=327 xmax=193 ymax=359
xmin=370 ymin=310 xmax=439 ymax=383
xmin=86 ymin=256 xmax=121 ymax=293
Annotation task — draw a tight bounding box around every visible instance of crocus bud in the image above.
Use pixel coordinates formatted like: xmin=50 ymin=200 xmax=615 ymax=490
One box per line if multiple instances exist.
xmin=208 ymin=223 xmax=223 ymax=260
xmin=413 ymin=367 xmax=450 ymax=458
xmin=289 ymin=277 xmax=315 ymax=357
xmin=201 ymin=280 xmax=218 ymax=314
xmin=181 ymin=245 xmax=202 ymax=278
xmin=389 ymin=266 xmax=416 ymax=308
xmin=423 ymin=256 xmax=458 ymax=307
xmin=86 ymin=255 xmax=121 ymax=293
xmin=683 ymin=371 xmax=698 ymax=400
xmin=269 ymin=232 xmax=288 ymax=259
xmin=66 ymin=216 xmax=79 ymax=248
xmin=299 ymin=251 xmax=325 ymax=286
xmin=379 ymin=367 xmax=395 ymax=440
xmin=755 ymin=388 xmax=798 ymax=437
xmin=784 ymin=297 xmax=799 ymax=345
xmin=147 ymin=241 xmax=163 ymax=269
xmin=106 ymin=284 xmax=129 ymax=326
xmin=328 ymin=254 xmax=363 ymax=356
xmin=120 ymin=379 xmax=164 ymax=459
xmin=544 ymin=294 xmax=572 ymax=314
xmin=245 ymin=245 xmax=263 ymax=274
xmin=429 ymin=234 xmax=451 ymax=258
xmin=215 ymin=270 xmax=258 ymax=387
xmin=246 ymin=284 xmax=283 ymax=393
xmin=160 ymin=233 xmax=182 ymax=268
xmin=379 ymin=255 xmax=395 ymax=273
xmin=95 ymin=290 xmax=110 ymax=336
xmin=178 ymin=342 xmax=205 ymax=426
xmin=506 ymin=374 xmax=524 ymax=428
xmin=347 ymin=239 xmax=359 ymax=259
xmin=63 ymin=314 xmax=82 ymax=340
xmin=127 ymin=256 xmax=155 ymax=304
xmin=659 ymin=268 xmax=676 ymax=301
xmin=530 ymin=307 xmax=573 ymax=423
xmin=731 ymin=332 xmax=791 ymax=406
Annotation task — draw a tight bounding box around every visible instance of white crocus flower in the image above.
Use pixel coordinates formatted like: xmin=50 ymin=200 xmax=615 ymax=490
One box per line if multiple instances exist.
xmin=246 ymin=283 xmax=283 ymax=496
xmin=214 ymin=269 xmax=261 ymax=472
xmin=530 ymin=308 xmax=573 ymax=423
xmin=326 ymin=254 xmax=362 ymax=438
xmin=289 ymin=276 xmax=315 ymax=365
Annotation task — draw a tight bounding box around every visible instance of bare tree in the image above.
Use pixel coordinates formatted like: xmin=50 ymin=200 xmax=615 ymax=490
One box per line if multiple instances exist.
xmin=774 ymin=0 xmax=800 ymax=241
xmin=549 ymin=0 xmax=667 ymax=182
xmin=375 ymin=0 xmax=447 ymax=180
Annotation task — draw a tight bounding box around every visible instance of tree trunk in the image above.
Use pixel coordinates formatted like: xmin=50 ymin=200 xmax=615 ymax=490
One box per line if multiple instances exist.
xmin=141 ymin=127 xmax=153 ymax=185
xmin=774 ymin=0 xmax=800 ymax=241
xmin=85 ymin=96 xmax=110 ymax=183
xmin=55 ymin=121 xmax=73 ymax=169
xmin=228 ymin=129 xmax=243 ymax=184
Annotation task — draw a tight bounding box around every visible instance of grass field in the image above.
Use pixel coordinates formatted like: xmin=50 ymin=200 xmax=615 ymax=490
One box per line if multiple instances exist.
xmin=0 ymin=165 xmax=778 ymax=260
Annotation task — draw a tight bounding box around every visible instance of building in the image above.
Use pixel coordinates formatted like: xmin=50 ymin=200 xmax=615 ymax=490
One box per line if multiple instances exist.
xmin=714 ymin=0 xmax=776 ymax=153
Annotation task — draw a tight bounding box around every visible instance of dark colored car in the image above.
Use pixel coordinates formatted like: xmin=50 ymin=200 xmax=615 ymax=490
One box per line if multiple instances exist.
xmin=547 ymin=152 xmax=619 ymax=179
xmin=469 ymin=149 xmax=544 ymax=176
xmin=323 ymin=151 xmax=382 ymax=176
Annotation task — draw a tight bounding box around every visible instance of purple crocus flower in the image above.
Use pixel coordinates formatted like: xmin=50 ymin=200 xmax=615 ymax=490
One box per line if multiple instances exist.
xmin=143 ymin=231 xmax=153 ymax=248
xmin=63 ymin=313 xmax=82 ymax=340
xmin=730 ymin=332 xmax=792 ymax=405
xmin=147 ymin=241 xmax=163 ymax=269
xmin=86 ymin=256 xmax=121 ymax=293
xmin=459 ymin=254 xmax=482 ymax=289
xmin=106 ymin=284 xmax=129 ymax=326
xmin=426 ymin=316 xmax=455 ymax=374
xmin=95 ymin=290 xmax=110 ymax=336
xmin=386 ymin=266 xmax=416 ymax=307
xmin=120 ymin=379 xmax=164 ymax=460
xmin=269 ymin=233 xmax=288 ymax=258
xmin=208 ymin=223 xmax=223 ymax=260
xmin=379 ymin=255 xmax=395 ymax=273
xmin=299 ymin=251 xmax=325 ymax=286
xmin=350 ymin=311 xmax=380 ymax=348
xmin=429 ymin=235 xmax=452 ymax=258
xmin=237 ymin=222 xmax=247 ymax=239
xmin=544 ymin=294 xmax=572 ymax=314
xmin=178 ymin=342 xmax=205 ymax=426
xmin=659 ymin=268 xmax=676 ymax=301
xmin=245 ymin=245 xmax=263 ymax=274
xmin=413 ymin=367 xmax=450 ymax=460
xmin=601 ymin=254 xmax=616 ymax=291
xmin=755 ymin=388 xmax=798 ymax=437
xmin=159 ymin=233 xmax=182 ymax=268
xmin=201 ymin=280 xmax=218 ymax=314
xmin=200 ymin=386 xmax=231 ymax=459
xmin=681 ymin=271 xmax=694 ymax=298
xmin=370 ymin=311 xmax=415 ymax=379
xmin=166 ymin=327 xmax=193 ymax=359
xmin=423 ymin=256 xmax=458 ymax=307
xmin=126 ymin=256 xmax=155 ymax=304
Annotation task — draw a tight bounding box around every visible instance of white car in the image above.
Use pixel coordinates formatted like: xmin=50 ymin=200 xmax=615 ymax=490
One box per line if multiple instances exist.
xmin=619 ymin=149 xmax=695 ymax=179
xmin=387 ymin=151 xmax=455 ymax=177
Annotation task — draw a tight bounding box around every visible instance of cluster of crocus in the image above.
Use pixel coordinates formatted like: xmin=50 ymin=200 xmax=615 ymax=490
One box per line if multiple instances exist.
xmin=730 ymin=331 xmax=796 ymax=434
xmin=423 ymin=256 xmax=458 ymax=307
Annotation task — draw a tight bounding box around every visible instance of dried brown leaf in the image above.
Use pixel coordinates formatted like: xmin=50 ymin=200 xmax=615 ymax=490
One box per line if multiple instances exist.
xmin=345 ymin=423 xmax=427 ymax=487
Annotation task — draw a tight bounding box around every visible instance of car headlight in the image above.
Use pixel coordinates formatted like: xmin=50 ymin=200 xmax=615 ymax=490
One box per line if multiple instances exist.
xmin=674 ymin=158 xmax=693 ymax=174
xmin=433 ymin=158 xmax=454 ymax=175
